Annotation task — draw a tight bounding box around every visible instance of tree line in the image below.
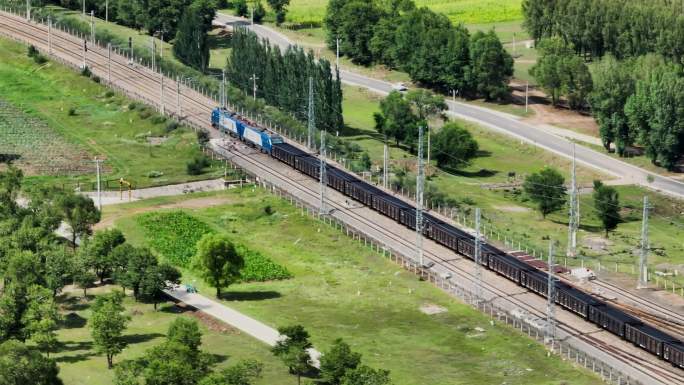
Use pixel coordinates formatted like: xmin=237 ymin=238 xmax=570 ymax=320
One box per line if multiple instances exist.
xmin=589 ymin=55 xmax=684 ymax=169
xmin=228 ymin=28 xmax=344 ymax=132
xmin=325 ymin=0 xmax=513 ymax=100
xmin=522 ymin=0 xmax=684 ymax=61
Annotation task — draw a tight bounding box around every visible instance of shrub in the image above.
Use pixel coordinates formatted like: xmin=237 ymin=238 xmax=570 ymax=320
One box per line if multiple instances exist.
xmin=92 ymin=75 xmax=101 ymax=83
xmin=165 ymin=121 xmax=179 ymax=132
xmin=105 ymin=90 xmax=115 ymax=98
xmin=80 ymin=66 xmax=91 ymax=77
xmin=138 ymin=109 xmax=153 ymax=120
xmin=27 ymin=45 xmax=39 ymax=57
xmin=147 ymin=170 xmax=164 ymax=178
xmin=197 ymin=129 xmax=210 ymax=146
xmin=186 ymin=160 xmax=203 ymax=175
xmin=263 ymin=205 xmax=273 ymax=215
xmin=128 ymin=102 xmax=139 ymax=110
xmin=67 ymin=107 xmax=77 ymax=116
xmin=151 ymin=115 xmax=166 ymax=125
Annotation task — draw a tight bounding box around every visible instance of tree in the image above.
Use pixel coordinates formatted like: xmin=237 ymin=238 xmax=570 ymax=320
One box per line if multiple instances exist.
xmin=73 ymin=244 xmax=97 ymax=297
xmin=588 ymin=55 xmax=635 ymax=155
xmin=192 ymin=234 xmax=244 ymax=298
xmin=337 ymin=1 xmax=381 ymax=65
xmin=593 ymin=181 xmax=621 ymax=237
xmin=252 ymin=0 xmax=266 ymax=23
xmin=140 ymin=340 xmax=214 ymax=385
xmin=90 ymin=291 xmax=130 ymax=369
xmin=235 ymin=0 xmax=249 ymax=17
xmin=324 ymin=0 xmax=350 ymax=50
xmin=272 ymin=325 xmax=313 ymax=385
xmin=167 ymin=318 xmax=202 ymax=351
xmin=24 ymin=286 xmax=61 ymax=356
xmin=173 ymin=5 xmax=210 ymax=71
xmin=0 ymin=340 xmax=63 ymax=385
xmin=530 ymin=37 xmax=573 ymax=106
xmin=267 ymin=0 xmax=290 ymax=25
xmin=43 ymin=247 xmax=73 ymax=297
xmin=56 ymin=192 xmax=100 ymax=248
xmin=0 ymin=165 xmax=23 ymax=217
xmin=405 ymin=89 xmax=447 ymax=121
xmin=320 ymin=339 xmax=361 ymax=385
xmin=431 ymin=123 xmax=479 ymax=170
xmin=115 ymin=245 xmax=157 ymax=300
xmin=89 ymin=229 xmax=126 ymax=283
xmin=199 ymin=359 xmax=263 ymax=385
xmin=559 ymin=55 xmax=593 ymax=110
xmin=523 ymin=167 xmax=566 ymax=219
xmin=466 ymin=30 xmax=513 ymax=100
xmin=373 ymin=91 xmax=419 ymax=146
xmin=139 ymin=263 xmax=181 ymax=310
xmin=341 ymin=365 xmax=392 ymax=385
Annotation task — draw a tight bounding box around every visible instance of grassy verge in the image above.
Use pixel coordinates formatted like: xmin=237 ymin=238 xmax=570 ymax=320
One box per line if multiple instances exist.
xmin=340 ymin=84 xmax=684 ymax=282
xmin=0 ymin=37 xmax=223 ymax=189
xmin=53 ymin=286 xmax=289 ymax=385
xmin=107 ymin=188 xmax=599 ymax=385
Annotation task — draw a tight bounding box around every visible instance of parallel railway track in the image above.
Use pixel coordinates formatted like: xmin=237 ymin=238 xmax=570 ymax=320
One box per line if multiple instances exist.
xmin=1 ymin=11 xmax=682 ymax=384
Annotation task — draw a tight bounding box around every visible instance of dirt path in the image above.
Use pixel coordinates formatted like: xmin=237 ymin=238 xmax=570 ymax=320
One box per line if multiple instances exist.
xmin=94 ymin=196 xmax=235 ymax=230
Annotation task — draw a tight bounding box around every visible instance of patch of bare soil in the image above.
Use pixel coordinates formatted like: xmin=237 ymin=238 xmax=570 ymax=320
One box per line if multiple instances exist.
xmin=94 ymin=196 xmax=235 ymax=230
xmin=493 ymin=205 xmax=530 ymax=213
xmin=510 ymin=82 xmax=599 ymax=136
xmin=420 ymin=303 xmax=448 ymax=315
xmin=582 ymin=236 xmax=613 ymax=253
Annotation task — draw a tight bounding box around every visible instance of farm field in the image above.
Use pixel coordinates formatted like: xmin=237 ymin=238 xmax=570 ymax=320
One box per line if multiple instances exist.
xmin=270 ymin=0 xmax=522 ymax=25
xmin=107 ymin=188 xmax=600 ymax=385
xmin=340 ymin=84 xmax=684 ymax=283
xmin=0 ymin=37 xmax=223 ymax=189
xmin=53 ymin=286 xmax=289 ymax=385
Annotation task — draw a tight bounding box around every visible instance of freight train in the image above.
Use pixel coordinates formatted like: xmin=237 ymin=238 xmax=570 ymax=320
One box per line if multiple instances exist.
xmin=211 ymin=107 xmax=684 ymax=369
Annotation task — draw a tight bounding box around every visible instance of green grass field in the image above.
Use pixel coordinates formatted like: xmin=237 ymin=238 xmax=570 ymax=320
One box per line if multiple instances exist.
xmin=0 ymin=37 xmax=223 ymax=189
xmin=278 ymin=0 xmax=522 ymax=25
xmin=107 ymin=188 xmax=599 ymax=385
xmin=52 ymin=287 xmax=289 ymax=385
xmin=340 ymin=84 xmax=684 ymax=281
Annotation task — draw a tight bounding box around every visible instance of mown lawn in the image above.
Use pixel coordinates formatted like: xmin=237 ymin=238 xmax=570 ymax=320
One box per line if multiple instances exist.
xmin=53 ymin=287 xmax=289 ymax=385
xmin=108 ymin=188 xmax=600 ymax=385
xmin=0 ymin=37 xmax=223 ymax=189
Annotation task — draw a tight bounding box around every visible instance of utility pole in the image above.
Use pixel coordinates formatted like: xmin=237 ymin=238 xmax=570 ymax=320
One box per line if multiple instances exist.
xmin=160 ymin=72 xmax=165 ymax=115
xmin=638 ymin=196 xmax=650 ymax=289
xmin=221 ymin=69 xmax=226 ymax=108
xmin=176 ymin=76 xmax=181 ymax=118
xmin=90 ymin=10 xmax=94 ymax=44
xmin=319 ymin=131 xmax=327 ymax=215
xmin=47 ymin=15 xmax=52 ymax=55
xmin=336 ymin=37 xmax=340 ymax=70
xmin=546 ymin=242 xmax=556 ymax=344
xmin=93 ymin=157 xmax=104 ymax=211
xmin=415 ymin=125 xmax=425 ymax=267
xmin=475 ymin=207 xmax=482 ymax=304
xmin=82 ymin=0 xmax=85 ymax=16
xmin=525 ymin=81 xmax=529 ymax=113
xmin=307 ymin=76 xmax=315 ymax=149
xmin=160 ymin=32 xmax=164 ymax=61
xmin=107 ymin=42 xmax=111 ymax=83
xmin=426 ymin=128 xmax=431 ymax=175
xmin=383 ymin=138 xmax=389 ymax=189
xmin=251 ymin=3 xmax=254 ymax=25
xmin=25 ymin=0 xmax=29 ymax=21
xmin=105 ymin=0 xmax=108 ymax=22
xmin=82 ymin=39 xmax=87 ymax=69
xmin=150 ymin=37 xmax=155 ymax=72
xmin=249 ymin=73 xmax=258 ymax=101
xmin=567 ymin=143 xmax=579 ymax=260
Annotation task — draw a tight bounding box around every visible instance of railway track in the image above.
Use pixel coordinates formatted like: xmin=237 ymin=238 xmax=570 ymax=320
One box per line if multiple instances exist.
xmin=1 ymin=10 xmax=682 ymax=384
xmin=216 ymin=139 xmax=684 ymax=385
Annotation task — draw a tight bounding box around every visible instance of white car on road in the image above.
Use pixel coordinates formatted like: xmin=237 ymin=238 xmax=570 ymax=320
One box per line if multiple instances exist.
xmin=392 ymin=82 xmax=408 ymax=92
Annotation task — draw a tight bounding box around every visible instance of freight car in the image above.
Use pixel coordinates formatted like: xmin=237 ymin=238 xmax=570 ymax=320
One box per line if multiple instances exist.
xmin=210 ymin=108 xmax=684 ymax=370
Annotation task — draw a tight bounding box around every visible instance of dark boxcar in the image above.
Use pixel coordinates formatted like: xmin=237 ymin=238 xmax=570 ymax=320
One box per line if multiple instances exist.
xmin=555 ymin=283 xmax=603 ymax=319
xmin=664 ymin=341 xmax=684 ymax=368
xmin=400 ymin=209 xmax=417 ymax=230
xmin=327 ymin=166 xmax=355 ymax=194
xmin=294 ymin=155 xmax=320 ymax=179
xmin=489 ymin=253 xmax=528 ymax=284
xmin=625 ymin=323 xmax=679 ymax=357
xmin=457 ymin=237 xmax=475 ymax=259
xmin=427 ymin=221 xmax=461 ymax=251
xmin=520 ymin=270 xmax=549 ymax=297
xmin=272 ymin=143 xmax=306 ymax=168
xmin=589 ymin=305 xmax=641 ymax=338
xmin=373 ymin=193 xmax=411 ymax=222
xmin=347 ymin=181 xmax=374 ymax=206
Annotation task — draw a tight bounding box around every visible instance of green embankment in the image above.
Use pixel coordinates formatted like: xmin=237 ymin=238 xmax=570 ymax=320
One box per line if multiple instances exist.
xmin=110 ymin=188 xmax=600 ymax=385
xmin=0 ymin=37 xmax=223 ymax=189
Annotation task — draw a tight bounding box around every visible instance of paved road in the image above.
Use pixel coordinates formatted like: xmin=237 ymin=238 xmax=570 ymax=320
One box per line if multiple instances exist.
xmin=216 ymin=13 xmax=684 ymax=199
xmin=166 ymin=286 xmax=321 ymax=368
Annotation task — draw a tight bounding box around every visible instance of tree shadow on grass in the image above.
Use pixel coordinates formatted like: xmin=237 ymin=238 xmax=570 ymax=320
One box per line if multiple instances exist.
xmin=219 ymin=291 xmax=281 ymax=301
xmin=56 ymin=340 xmax=93 ymax=353
xmin=208 ymin=31 xmax=231 ymax=50
xmin=54 ymin=352 xmax=98 ymax=364
xmin=159 ymin=302 xmax=196 ymax=315
xmin=452 ymin=168 xmax=498 ymax=178
xmin=59 ymin=296 xmax=92 ymax=312
xmin=122 ymin=333 xmax=165 ymax=345
xmin=61 ymin=312 xmax=87 ymax=329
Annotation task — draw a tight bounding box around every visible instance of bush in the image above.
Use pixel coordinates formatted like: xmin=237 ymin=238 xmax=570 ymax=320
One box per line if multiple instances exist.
xmin=128 ymin=102 xmax=139 ymax=110
xmin=197 ymin=129 xmax=210 ymax=146
xmin=27 ymin=45 xmax=39 ymax=58
xmin=165 ymin=121 xmax=179 ymax=132
xmin=263 ymin=205 xmax=273 ymax=215
xmin=147 ymin=170 xmax=164 ymax=178
xmin=186 ymin=156 xmax=209 ymax=175
xmin=92 ymin=75 xmax=101 ymax=83
xmin=80 ymin=66 xmax=92 ymax=77
xmin=138 ymin=109 xmax=153 ymax=120
xmin=105 ymin=90 xmax=115 ymax=98
xmin=151 ymin=115 xmax=166 ymax=125
xmin=67 ymin=107 xmax=77 ymax=116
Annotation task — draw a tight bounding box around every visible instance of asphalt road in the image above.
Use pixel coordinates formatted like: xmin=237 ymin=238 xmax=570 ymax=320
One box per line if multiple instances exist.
xmin=216 ymin=13 xmax=684 ymax=199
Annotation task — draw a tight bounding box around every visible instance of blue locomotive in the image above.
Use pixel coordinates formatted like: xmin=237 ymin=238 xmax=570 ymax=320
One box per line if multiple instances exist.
xmin=211 ymin=108 xmax=283 ymax=154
